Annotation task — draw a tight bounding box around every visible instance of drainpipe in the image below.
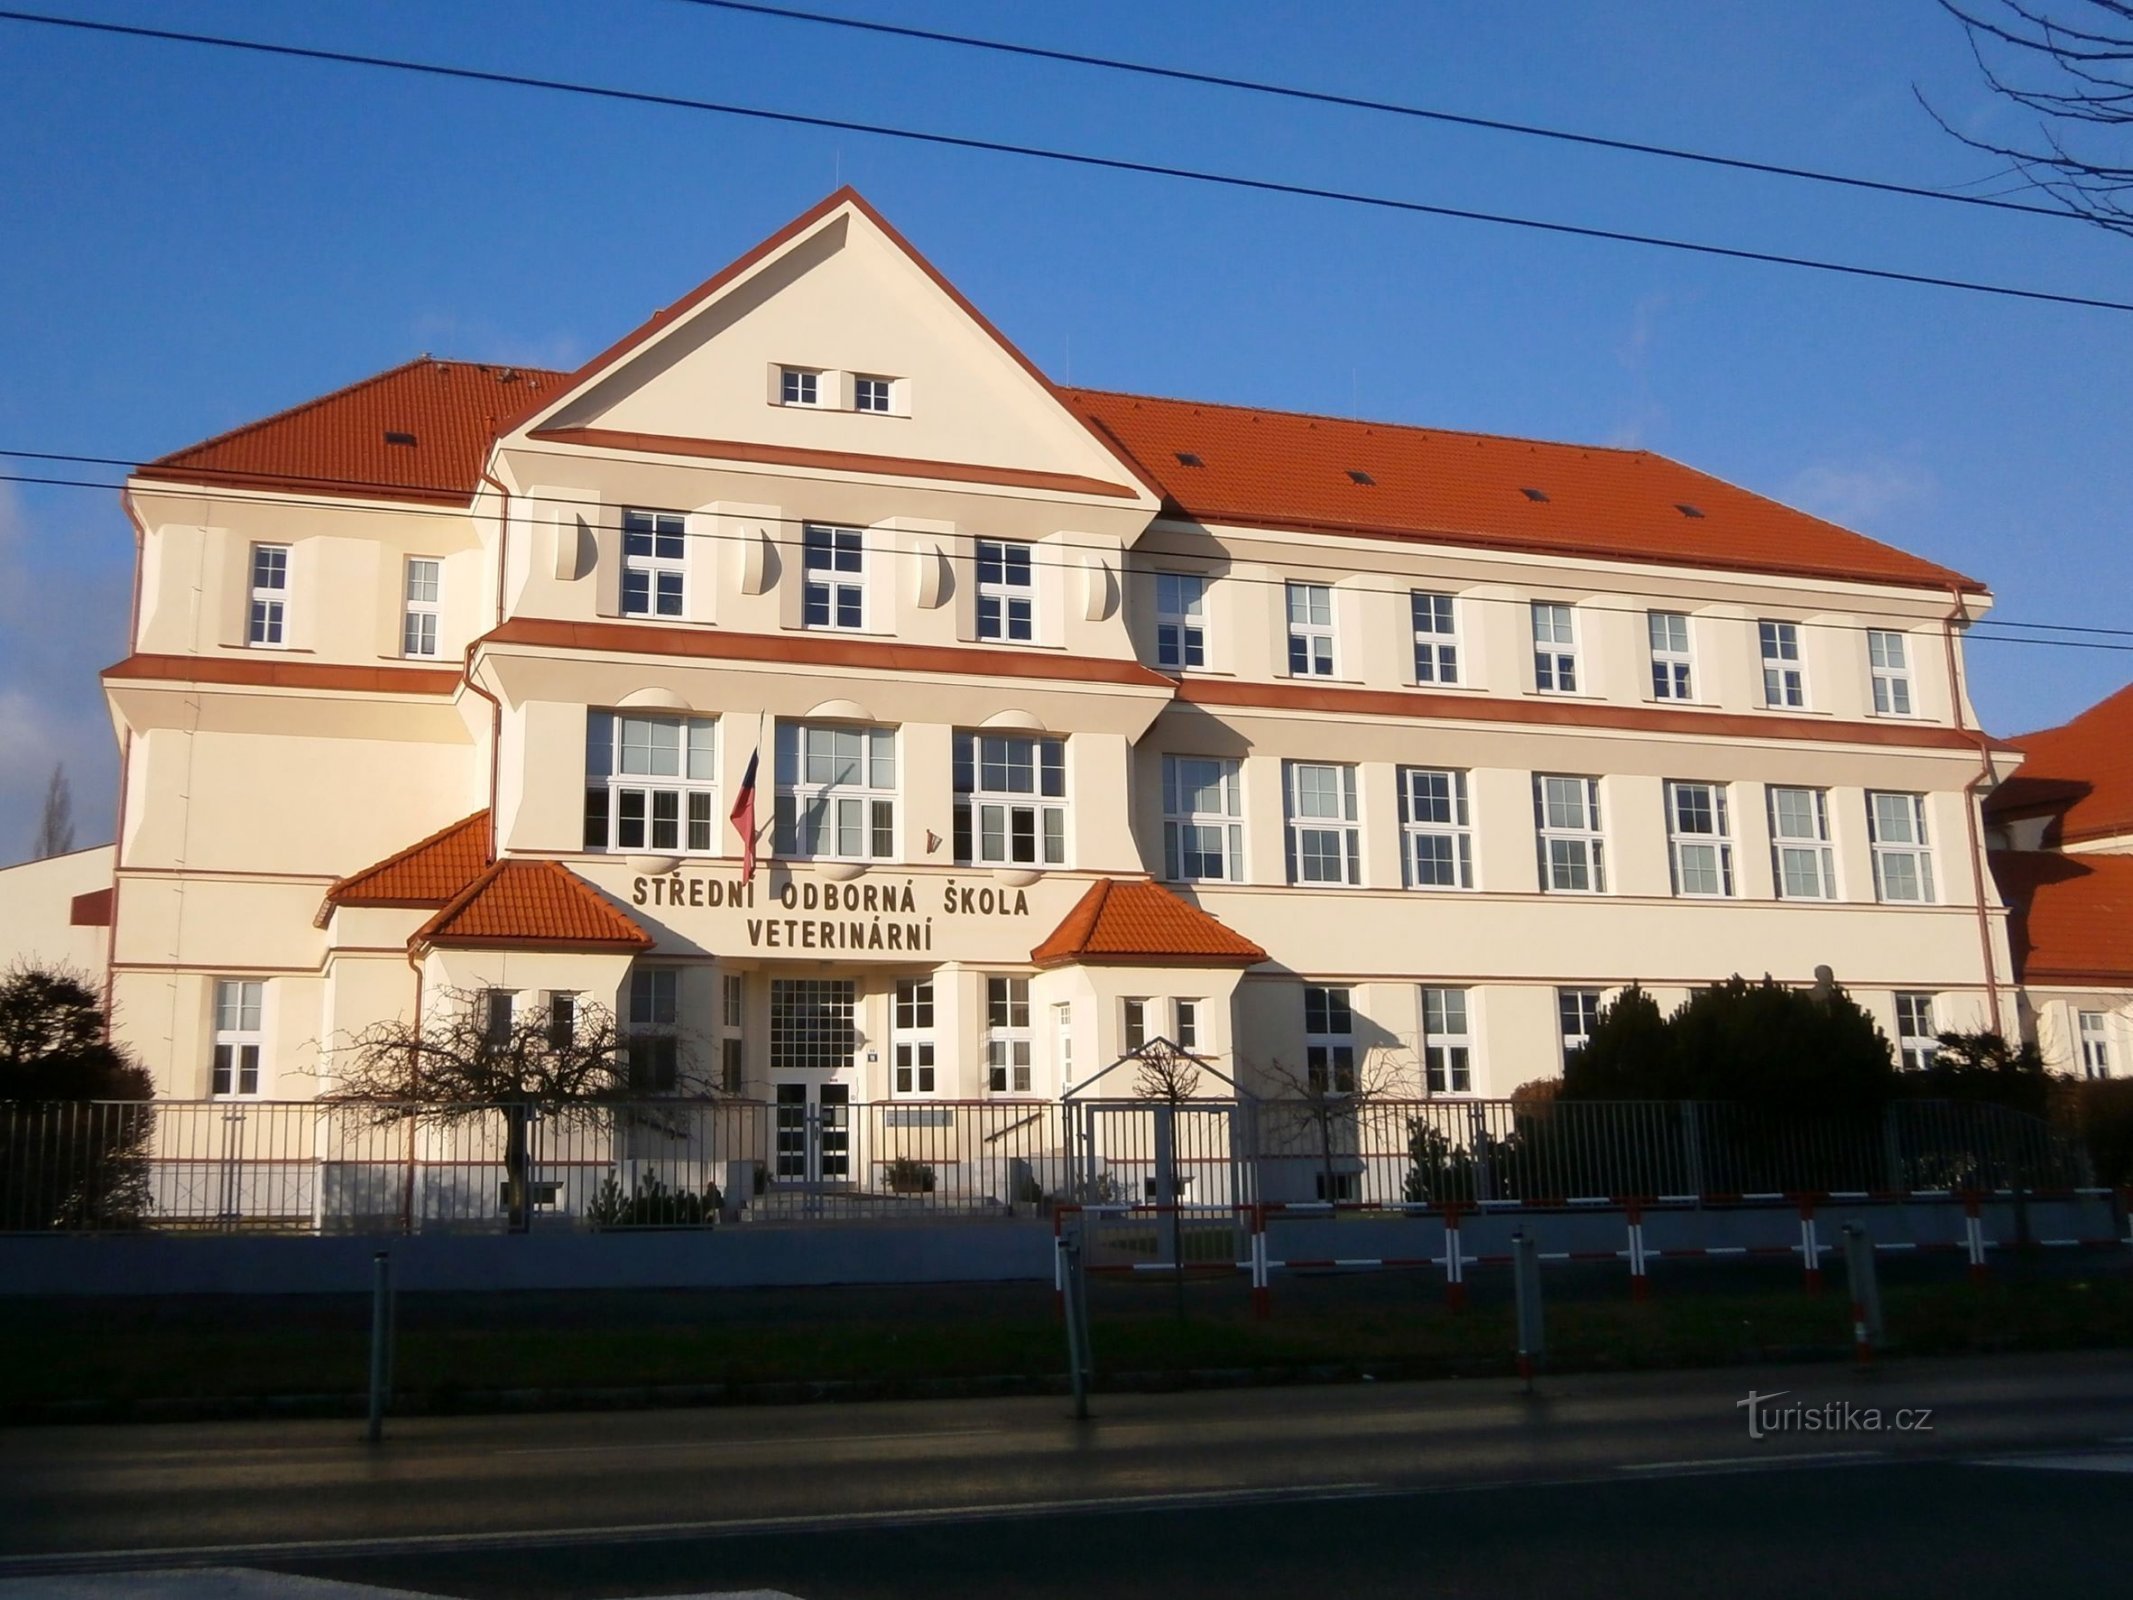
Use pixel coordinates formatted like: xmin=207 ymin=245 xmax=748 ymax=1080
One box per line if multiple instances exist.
xmin=467 ymin=448 xmax=513 ymax=865
xmin=400 ymin=944 xmax=425 ymax=1234
xmin=100 ymin=489 xmax=154 ymax=1038
xmin=1943 ymin=586 xmax=2005 ymax=1036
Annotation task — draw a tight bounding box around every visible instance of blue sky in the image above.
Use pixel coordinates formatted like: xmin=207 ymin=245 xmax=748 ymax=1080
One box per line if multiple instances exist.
xmin=2 ymin=1 xmax=2129 ymax=862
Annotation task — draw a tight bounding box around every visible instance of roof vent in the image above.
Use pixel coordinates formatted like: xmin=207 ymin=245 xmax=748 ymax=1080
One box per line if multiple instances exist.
xmin=1347 ymin=469 xmax=1375 ymax=486
xmin=1175 ymin=451 xmax=1204 ymax=467
xmin=1675 ymin=502 xmax=1705 ymax=519
xmin=1521 ymin=487 xmax=1550 ymax=503
xmin=384 ymin=430 xmax=418 ymax=447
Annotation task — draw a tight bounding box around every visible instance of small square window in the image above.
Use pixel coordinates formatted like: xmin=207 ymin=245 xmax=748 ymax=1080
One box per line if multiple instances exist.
xmin=854 ymin=376 xmax=893 ymax=413
xmin=780 ymin=367 xmax=821 ymax=407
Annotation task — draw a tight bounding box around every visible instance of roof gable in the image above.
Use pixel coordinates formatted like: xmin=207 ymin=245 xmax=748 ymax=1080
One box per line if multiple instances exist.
xmin=1032 ymin=878 xmax=1267 ymax=968
xmin=1986 ymin=681 xmax=2133 ymax=847
xmin=413 ymin=859 xmax=651 ymax=951
xmin=1991 ymin=850 xmax=2133 ymax=987
xmin=317 ymin=812 xmax=492 ymax=925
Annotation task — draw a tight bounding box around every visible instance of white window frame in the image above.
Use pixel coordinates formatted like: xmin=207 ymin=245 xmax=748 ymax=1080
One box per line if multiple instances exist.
xmin=1534 ymin=775 xmax=1606 ymax=893
xmin=1558 ymin=987 xmax=1602 ymax=1065
xmin=985 ymin=976 xmax=1033 ymax=1095
xmin=1304 ymin=986 xmax=1356 ymax=1094
xmin=892 ymin=977 xmax=937 ymax=1097
xmin=621 ymin=508 xmax=686 ymax=619
xmin=1411 ymin=591 xmax=1460 ymax=685
xmin=975 ymin=539 xmax=1035 ymax=643
xmin=1868 ymin=791 xmax=1936 ymax=904
xmin=402 ymin=557 xmax=441 ymax=659
xmin=773 ymin=722 xmax=898 ymax=862
xmin=720 ymin=972 xmax=745 ymax=1094
xmin=1665 ymin=780 xmax=1735 ymax=897
xmin=1422 ymin=986 xmax=1473 ymax=1095
xmin=1173 ymin=998 xmax=1202 ymax=1052
xmin=954 ymin=731 xmax=1067 ymax=867
xmin=1759 ymin=620 xmax=1807 ymax=708
xmin=1122 ymin=997 xmax=1149 ymax=1053
xmin=1769 ymin=786 xmax=1838 ymax=900
xmin=1868 ymin=630 xmax=1915 ymax=716
xmin=627 ymin=967 xmax=681 ymax=1093
xmin=1285 ymin=760 xmax=1362 ymax=886
xmin=1648 ymin=611 xmax=1693 ymax=701
xmin=585 ymin=712 xmax=719 ymax=855
xmin=779 ymin=366 xmax=822 ymax=407
xmin=1162 ymin=755 xmax=1244 ymax=883
xmin=211 ymin=979 xmax=265 ymax=1097
xmin=247 ymin=543 xmax=289 ymax=647
xmin=1286 ymin=581 xmax=1336 ymax=677
xmin=1155 ymin=572 xmax=1207 ymax=671
xmin=1532 ymin=601 xmax=1578 ymax=693
xmin=547 ymin=992 xmax=579 ymax=1051
xmin=802 ymin=524 xmax=866 ymax=630
xmin=1895 ymin=993 xmax=1938 ymax=1072
xmin=1399 ymin=767 xmax=1474 ymax=890
xmin=853 ymin=374 xmax=893 ymax=414
xmin=2078 ymin=1010 xmax=2113 ymax=1079
xmin=482 ymin=988 xmax=515 ymax=1051
xmin=1054 ymin=1002 xmax=1074 ymax=1088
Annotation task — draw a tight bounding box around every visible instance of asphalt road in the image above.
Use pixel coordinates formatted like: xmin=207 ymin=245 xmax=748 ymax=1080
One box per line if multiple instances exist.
xmin=4 ymin=1353 xmax=2131 ymax=1597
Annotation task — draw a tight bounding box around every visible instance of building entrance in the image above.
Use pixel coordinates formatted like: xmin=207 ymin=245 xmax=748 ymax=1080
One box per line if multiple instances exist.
xmin=769 ymin=977 xmax=857 ymax=1184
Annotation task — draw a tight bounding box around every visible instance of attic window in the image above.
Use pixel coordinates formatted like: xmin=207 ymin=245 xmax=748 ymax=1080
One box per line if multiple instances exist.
xmin=1346 ymin=469 xmax=1375 ymax=486
xmin=1675 ymin=503 xmax=1705 ymax=519
xmin=1521 ymin=487 xmax=1550 ymax=503
xmin=384 ymin=431 xmax=418 ymax=447
xmin=1174 ymin=451 xmax=1205 ymax=467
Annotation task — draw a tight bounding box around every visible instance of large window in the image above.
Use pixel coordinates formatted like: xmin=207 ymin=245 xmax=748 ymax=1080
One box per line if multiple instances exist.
xmin=584 ymin=712 xmax=718 ymax=854
xmin=1285 ymin=761 xmax=1361 ymax=885
xmin=1304 ymin=986 xmax=1355 ymax=1093
xmin=802 ymin=524 xmax=865 ymax=630
xmin=2079 ymin=1011 xmax=2113 ymax=1080
xmin=1399 ymin=768 xmax=1473 ymax=889
xmin=1559 ymin=987 xmax=1602 ymax=1066
xmin=1648 ymin=611 xmax=1693 ymax=700
xmin=953 ymin=732 xmax=1065 ymax=867
xmin=774 ymin=723 xmax=896 ymax=861
xmin=211 ymin=979 xmax=264 ymax=1097
xmin=1534 ymin=775 xmax=1606 ymax=893
xmin=1868 ymin=630 xmax=1914 ymax=716
xmin=1287 ymin=582 xmax=1336 ymax=677
xmin=1155 ymin=573 xmax=1207 ymax=671
xmin=248 ymin=543 xmax=288 ymax=646
xmin=892 ymin=978 xmax=936 ymax=1096
xmin=1532 ymin=602 xmax=1577 ymax=692
xmin=770 ymin=978 xmax=854 ymax=1072
xmin=986 ymin=976 xmax=1032 ymax=1093
xmin=622 ymin=509 xmax=685 ymax=618
xmin=1412 ymin=591 xmax=1459 ymax=684
xmin=627 ymin=968 xmax=680 ymax=1093
xmin=402 ymin=557 xmax=441 ymax=659
xmin=1759 ymin=620 xmax=1806 ymax=707
xmin=1422 ymin=987 xmax=1473 ymax=1094
xmin=1665 ymin=780 xmax=1734 ymax=897
xmin=1868 ymin=791 xmax=1936 ymax=904
xmin=1162 ymin=756 xmax=1244 ymax=882
xmin=976 ymin=539 xmax=1035 ymax=642
xmin=1769 ymin=786 xmax=1837 ymax=900
xmin=1895 ymin=992 xmax=1937 ymax=1073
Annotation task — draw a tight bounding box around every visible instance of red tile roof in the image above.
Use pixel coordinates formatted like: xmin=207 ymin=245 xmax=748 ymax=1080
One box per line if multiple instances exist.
xmin=1064 ymin=388 xmax=1981 ymax=593
xmin=413 ymin=858 xmax=651 ymax=951
xmin=319 ymin=812 xmax=491 ymax=923
xmin=1032 ymin=879 xmax=1267 ymax=968
xmin=1991 ymin=850 xmax=2133 ymax=988
xmin=1985 ymin=682 xmax=2133 ymax=847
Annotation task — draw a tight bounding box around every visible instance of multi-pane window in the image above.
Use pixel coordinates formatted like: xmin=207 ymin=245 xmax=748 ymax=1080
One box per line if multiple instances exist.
xmin=769 ymin=978 xmax=855 ymax=1072
xmin=1868 ymin=791 xmax=1936 ymax=904
xmin=1286 ymin=582 xmax=1336 ymax=677
xmin=1895 ymin=993 xmax=1938 ymax=1073
xmin=720 ymin=972 xmax=745 ymax=1094
xmin=1534 ymin=775 xmax=1606 ymax=893
xmin=1868 ymin=630 xmax=1914 ymax=716
xmin=402 ymin=558 xmax=441 ymax=658
xmin=976 ymin=540 xmax=1034 ymax=642
xmin=548 ymin=992 xmax=579 ymax=1050
xmin=1648 ymin=611 xmax=1693 ymax=700
xmin=1399 ymin=768 xmax=1473 ymax=889
xmin=627 ymin=968 xmax=680 ymax=1093
xmin=1304 ymin=986 xmax=1355 ymax=1093
xmin=482 ymin=989 xmax=515 ymax=1050
xmin=1759 ymin=620 xmax=1806 ymax=708
xmin=1412 ymin=591 xmax=1459 ymax=684
xmin=1665 ymin=780 xmax=1734 ymax=897
xmin=1559 ymin=987 xmax=1602 ymax=1065
xmin=802 ymin=524 xmax=865 ymax=630
xmin=779 ymin=367 xmax=820 ymax=406
xmin=248 ymin=543 xmax=288 ymax=646
xmin=210 ymin=979 xmax=263 ymax=1096
xmin=892 ymin=977 xmax=936 ymax=1096
xmin=1422 ymin=987 xmax=1473 ymax=1094
xmin=1162 ymin=756 xmax=1244 ymax=882
xmin=2079 ymin=1011 xmax=2113 ymax=1079
xmin=1122 ymin=997 xmax=1149 ymax=1052
xmin=853 ymin=375 xmax=892 ymax=413
xmin=1173 ymin=998 xmax=1201 ymax=1051
xmin=1284 ymin=761 xmax=1361 ymax=886
xmin=584 ymin=712 xmax=718 ymax=854
xmin=1532 ymin=602 xmax=1578 ymax=692
xmin=986 ymin=977 xmax=1032 ymax=1094
xmin=1155 ymin=573 xmax=1206 ymax=671
xmin=953 ymin=732 xmax=1066 ymax=867
xmin=774 ymin=723 xmax=897 ymax=861
xmin=622 ymin=509 xmax=685 ymax=618
xmin=1768 ymin=786 xmax=1837 ymax=900
xmin=1055 ymin=1003 xmax=1074 ymax=1087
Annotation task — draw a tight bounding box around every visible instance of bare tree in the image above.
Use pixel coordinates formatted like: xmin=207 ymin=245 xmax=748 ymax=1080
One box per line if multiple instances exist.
xmin=32 ymin=765 xmax=74 ymax=859
xmin=1925 ymin=2 xmax=2133 ymax=235
xmin=322 ymin=986 xmax=704 ymax=1232
xmin=1248 ymin=1045 xmax=1416 ymax=1205
xmin=1130 ymin=1037 xmax=1207 ymax=1105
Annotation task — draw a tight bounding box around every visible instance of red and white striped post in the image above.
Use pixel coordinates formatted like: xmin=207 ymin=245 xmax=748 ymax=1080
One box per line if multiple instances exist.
xmin=1625 ymin=1200 xmax=1650 ymax=1302
xmin=1443 ymin=1202 xmax=1468 ymax=1310
xmin=1963 ymin=1190 xmax=1989 ymax=1285
xmin=1249 ymin=1203 xmax=1271 ymax=1319
xmin=1798 ymin=1197 xmax=1823 ymax=1296
xmin=1052 ymin=1204 xmax=1071 ymax=1320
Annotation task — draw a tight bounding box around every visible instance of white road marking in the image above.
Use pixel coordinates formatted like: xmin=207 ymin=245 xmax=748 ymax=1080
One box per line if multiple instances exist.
xmin=494 ymin=1426 xmax=1005 ymax=1456
xmin=1968 ymin=1451 xmax=2133 ymax=1474
xmin=1617 ymin=1450 xmax=1880 ymax=1476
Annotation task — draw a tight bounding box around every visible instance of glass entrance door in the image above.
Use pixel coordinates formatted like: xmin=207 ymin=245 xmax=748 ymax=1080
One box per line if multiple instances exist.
xmin=772 ymin=1079 xmax=852 ymax=1183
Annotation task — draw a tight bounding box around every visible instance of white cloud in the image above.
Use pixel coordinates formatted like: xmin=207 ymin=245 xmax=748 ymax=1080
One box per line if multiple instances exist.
xmin=1783 ymin=459 xmax=1940 ymax=530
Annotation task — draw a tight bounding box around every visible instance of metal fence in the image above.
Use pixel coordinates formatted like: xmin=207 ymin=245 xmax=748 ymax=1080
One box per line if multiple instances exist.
xmin=0 ymin=1093 xmax=2094 ymax=1234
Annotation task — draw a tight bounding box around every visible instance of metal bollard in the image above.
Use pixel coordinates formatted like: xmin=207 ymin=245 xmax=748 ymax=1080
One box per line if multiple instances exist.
xmin=1841 ymin=1223 xmax=1883 ymax=1369
xmin=367 ymin=1250 xmax=393 ymax=1444
xmin=1511 ymin=1229 xmax=1545 ymax=1391
xmin=1059 ymin=1228 xmax=1093 ymax=1420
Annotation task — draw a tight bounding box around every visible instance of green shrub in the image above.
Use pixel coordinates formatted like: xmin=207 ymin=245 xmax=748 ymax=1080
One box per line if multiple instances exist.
xmin=587 ymin=1170 xmax=720 ymax=1228
xmin=883 ymin=1157 xmax=936 ymax=1194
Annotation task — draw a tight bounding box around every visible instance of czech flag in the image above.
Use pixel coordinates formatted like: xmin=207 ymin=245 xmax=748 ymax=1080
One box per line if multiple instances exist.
xmin=729 ymin=747 xmax=760 ymax=884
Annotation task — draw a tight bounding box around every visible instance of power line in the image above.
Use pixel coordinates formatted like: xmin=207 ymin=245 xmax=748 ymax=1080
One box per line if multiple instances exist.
xmin=665 ymin=0 xmax=2089 ymax=227
xmin=2 ymin=8 xmax=2130 ymax=314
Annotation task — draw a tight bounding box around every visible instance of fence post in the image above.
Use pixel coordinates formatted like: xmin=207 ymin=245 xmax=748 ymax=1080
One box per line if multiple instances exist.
xmin=1799 ymin=1198 xmax=1823 ymax=1296
xmin=1153 ymin=1103 xmax=1180 ymax=1268
xmin=366 ymin=1249 xmax=393 ymax=1444
xmin=1443 ymin=1202 xmax=1467 ymax=1310
xmin=1963 ymin=1189 xmax=1989 ymax=1284
xmin=1625 ymin=1200 xmax=1649 ymax=1301
xmin=1511 ymin=1228 xmax=1544 ymax=1391
xmin=1680 ymin=1103 xmax=1706 ymax=1200
xmin=1059 ymin=1219 xmax=1093 ymax=1420
xmin=1250 ymin=1203 xmax=1271 ymax=1319
xmin=1841 ymin=1222 xmax=1882 ymax=1369
xmin=1881 ymin=1104 xmax=1905 ymax=1194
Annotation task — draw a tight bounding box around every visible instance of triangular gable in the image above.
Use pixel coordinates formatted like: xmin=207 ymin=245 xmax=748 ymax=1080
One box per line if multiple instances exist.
xmin=315 ymin=811 xmax=491 ymax=927
xmin=1032 ymin=878 xmax=1267 ymax=968
xmin=412 ymin=859 xmax=651 ymax=952
xmin=495 ymin=188 xmax=1156 ymax=504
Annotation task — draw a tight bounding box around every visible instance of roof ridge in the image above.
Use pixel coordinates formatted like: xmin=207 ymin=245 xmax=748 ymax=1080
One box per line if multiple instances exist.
xmin=411 ymin=856 xmax=512 ymax=946
xmin=326 ymin=810 xmax=490 ymax=902
xmin=149 ymin=356 xmax=450 ymax=468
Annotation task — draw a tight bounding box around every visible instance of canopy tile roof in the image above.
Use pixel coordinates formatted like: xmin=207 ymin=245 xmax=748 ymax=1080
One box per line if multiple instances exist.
xmin=1991 ymin=850 xmax=2133 ymax=989
xmin=318 ymin=812 xmax=491 ymax=924
xmin=1985 ymin=682 xmax=2133 ymax=848
xmin=413 ymin=859 xmax=651 ymax=952
xmin=1032 ymin=878 xmax=1267 ymax=968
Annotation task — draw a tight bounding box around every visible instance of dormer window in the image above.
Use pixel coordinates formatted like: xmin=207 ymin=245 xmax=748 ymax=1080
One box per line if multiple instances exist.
xmin=780 ymin=367 xmax=822 ymax=407
xmin=854 ymin=375 xmax=893 ymax=413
